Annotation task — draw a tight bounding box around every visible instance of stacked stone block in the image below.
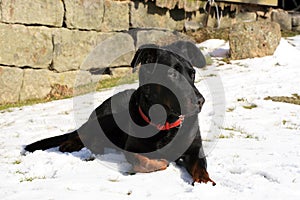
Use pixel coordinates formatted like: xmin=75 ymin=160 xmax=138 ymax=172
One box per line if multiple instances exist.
xmin=0 ymin=0 xmax=293 ymax=104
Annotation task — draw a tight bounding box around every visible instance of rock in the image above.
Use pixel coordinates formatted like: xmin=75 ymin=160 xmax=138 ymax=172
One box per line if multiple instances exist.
xmin=71 ymin=70 xmax=95 ymax=95
xmin=206 ymin=13 xmax=233 ymax=29
xmin=291 ymin=13 xmax=300 ymax=31
xmin=0 ymin=23 xmax=53 ymax=69
xmin=52 ymin=28 xmax=114 ymax=72
xmin=1 ymin=0 xmax=64 ymax=27
xmin=292 ymin=14 xmax=300 ymax=27
xmin=184 ymin=20 xmax=202 ymax=31
xmin=130 ymin=1 xmax=183 ymax=30
xmin=155 ymin=0 xmax=177 ymax=10
xmin=49 ymin=70 xmax=92 ymax=89
xmin=155 ymin=0 xmax=205 ymax=12
xmin=184 ymin=12 xmax=207 ymax=31
xmin=81 ymin=33 xmax=135 ymax=70
xmin=229 ymin=21 xmax=281 ymax=60
xmin=20 ymin=69 xmax=52 ymax=101
xmin=19 ymin=69 xmax=94 ymax=101
xmin=101 ymin=0 xmax=130 ymax=31
xmin=110 ymin=67 xmax=133 ymax=77
xmin=64 ymin=0 xmax=104 ymax=30
xmin=235 ymin=12 xmax=257 ymax=23
xmin=0 ymin=67 xmax=23 ymax=104
xmin=271 ymin=9 xmax=292 ymax=30
xmin=65 ymin=0 xmax=129 ymax=31
xmin=256 ymin=10 xmax=272 ymax=20
xmin=292 ymin=26 xmax=300 ymax=32
xmin=136 ymin=30 xmax=191 ymax=48
xmin=177 ymin=0 xmax=205 ymax=12
xmin=91 ymin=74 xmax=111 ymax=83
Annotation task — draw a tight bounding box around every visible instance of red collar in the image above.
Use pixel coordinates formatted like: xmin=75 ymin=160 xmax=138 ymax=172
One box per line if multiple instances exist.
xmin=138 ymin=106 xmax=184 ymax=131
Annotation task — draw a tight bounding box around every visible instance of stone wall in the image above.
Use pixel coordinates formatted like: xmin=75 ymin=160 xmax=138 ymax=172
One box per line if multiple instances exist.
xmin=0 ymin=0 xmax=296 ymax=104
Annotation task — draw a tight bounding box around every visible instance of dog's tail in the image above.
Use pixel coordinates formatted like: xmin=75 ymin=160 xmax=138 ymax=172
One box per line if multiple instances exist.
xmin=24 ymin=131 xmax=78 ymax=153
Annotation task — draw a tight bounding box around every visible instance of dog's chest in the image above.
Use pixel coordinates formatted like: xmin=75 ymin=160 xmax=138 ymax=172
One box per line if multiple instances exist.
xmin=155 ymin=129 xmax=177 ymax=149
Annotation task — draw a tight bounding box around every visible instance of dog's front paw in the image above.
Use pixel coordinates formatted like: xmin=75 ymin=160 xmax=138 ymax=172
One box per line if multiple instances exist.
xmin=189 ymin=160 xmax=216 ymax=186
xmin=132 ymin=154 xmax=169 ymax=173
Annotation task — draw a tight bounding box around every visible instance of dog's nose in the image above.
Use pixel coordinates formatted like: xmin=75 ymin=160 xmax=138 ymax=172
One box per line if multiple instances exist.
xmin=198 ymin=99 xmax=204 ymax=107
xmin=197 ymin=97 xmax=205 ymax=112
xmin=191 ymin=96 xmax=204 ymax=106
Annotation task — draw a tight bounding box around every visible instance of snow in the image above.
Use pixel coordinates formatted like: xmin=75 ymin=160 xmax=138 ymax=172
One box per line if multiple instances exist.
xmin=1 ymin=36 xmax=300 ymax=199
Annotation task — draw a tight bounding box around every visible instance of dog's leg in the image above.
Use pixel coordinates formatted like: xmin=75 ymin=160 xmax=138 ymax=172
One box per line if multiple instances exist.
xmin=126 ymin=153 xmax=169 ymax=173
xmin=180 ymin=129 xmax=216 ymax=186
xmin=186 ymin=156 xmax=216 ymax=186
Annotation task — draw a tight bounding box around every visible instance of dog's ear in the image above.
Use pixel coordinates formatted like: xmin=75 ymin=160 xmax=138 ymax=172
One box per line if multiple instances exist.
xmin=131 ymin=44 xmax=159 ymax=72
xmin=163 ymin=41 xmax=206 ymax=68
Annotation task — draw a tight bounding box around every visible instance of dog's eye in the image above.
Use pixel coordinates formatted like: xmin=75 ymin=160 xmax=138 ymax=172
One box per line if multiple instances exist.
xmin=174 ymin=65 xmax=180 ymax=72
xmin=190 ymin=72 xmax=195 ymax=81
xmin=168 ymin=69 xmax=179 ymax=79
xmin=189 ymin=69 xmax=195 ymax=81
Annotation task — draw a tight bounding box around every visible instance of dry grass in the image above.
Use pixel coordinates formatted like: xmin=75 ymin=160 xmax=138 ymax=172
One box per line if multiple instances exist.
xmin=264 ymin=94 xmax=300 ymax=105
xmin=0 ymin=74 xmax=138 ymax=111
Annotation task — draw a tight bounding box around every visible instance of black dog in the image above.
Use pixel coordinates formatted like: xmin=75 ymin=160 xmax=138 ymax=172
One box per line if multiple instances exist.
xmin=25 ymin=41 xmax=216 ymax=186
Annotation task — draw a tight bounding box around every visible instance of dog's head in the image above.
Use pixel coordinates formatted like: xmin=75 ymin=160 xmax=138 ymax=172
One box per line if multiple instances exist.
xmin=131 ymin=41 xmax=206 ymax=124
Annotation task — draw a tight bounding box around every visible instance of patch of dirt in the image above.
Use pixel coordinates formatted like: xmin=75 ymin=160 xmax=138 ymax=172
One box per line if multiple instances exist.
xmin=186 ymin=28 xmax=300 ymax=43
xmin=185 ymin=28 xmax=230 ymax=43
xmin=46 ymin=84 xmax=73 ymax=100
xmin=264 ymin=94 xmax=300 ymax=105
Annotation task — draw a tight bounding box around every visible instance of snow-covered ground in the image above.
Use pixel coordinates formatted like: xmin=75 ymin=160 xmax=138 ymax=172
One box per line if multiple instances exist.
xmin=1 ymin=36 xmax=300 ymax=199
